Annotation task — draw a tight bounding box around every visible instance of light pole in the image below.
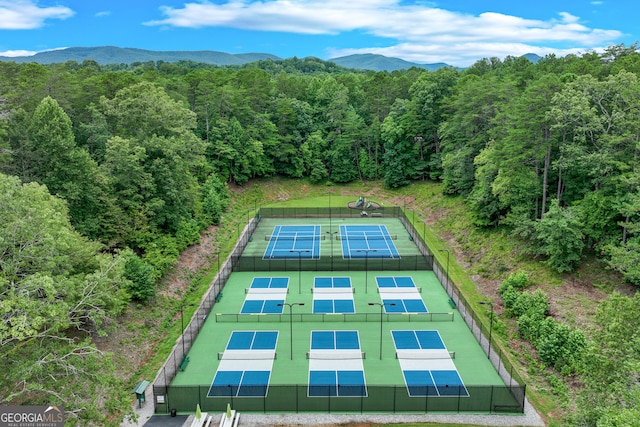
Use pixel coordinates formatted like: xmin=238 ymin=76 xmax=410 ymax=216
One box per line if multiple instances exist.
xmin=290 ymin=249 xmax=310 ymax=294
xmin=369 ymin=302 xmax=396 ymax=360
xmin=180 ymin=302 xmax=195 ymax=357
xmin=439 ymin=249 xmax=450 ymax=294
xmin=357 ymin=249 xmax=377 ymax=293
xmin=479 ymin=301 xmax=494 ymax=360
xmin=328 ymin=189 xmax=332 ymax=231
xmin=278 ymin=302 xmax=304 ymax=360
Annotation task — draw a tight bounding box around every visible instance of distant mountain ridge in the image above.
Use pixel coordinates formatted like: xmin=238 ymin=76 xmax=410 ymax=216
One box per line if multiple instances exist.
xmin=0 ymin=46 xmax=281 ymax=66
xmin=328 ymin=53 xmax=453 ymax=71
xmin=0 ymin=46 xmax=540 ymax=71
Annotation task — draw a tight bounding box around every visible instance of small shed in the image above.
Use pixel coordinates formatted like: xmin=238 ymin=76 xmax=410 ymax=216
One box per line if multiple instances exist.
xmin=132 ymin=380 xmax=150 ymax=408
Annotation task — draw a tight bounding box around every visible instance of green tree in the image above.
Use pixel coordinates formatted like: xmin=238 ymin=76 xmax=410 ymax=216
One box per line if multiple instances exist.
xmin=0 ymin=173 xmax=131 ymax=425
xmin=533 ymin=200 xmax=585 ymax=272
xmin=100 ymin=82 xmax=206 ymax=235
xmin=439 ymin=74 xmax=507 ymax=195
xmin=574 ymin=293 xmax=640 ymax=426
xmin=6 ymin=97 xmax=116 ymax=239
xmin=201 ymin=173 xmax=229 ymax=225
xmin=382 ymin=99 xmax=414 ymax=188
xmin=122 ymin=248 xmax=156 ymax=303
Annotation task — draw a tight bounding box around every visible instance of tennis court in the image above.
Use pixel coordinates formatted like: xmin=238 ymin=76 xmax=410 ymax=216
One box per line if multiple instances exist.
xmin=241 ymin=277 xmax=289 ymax=314
xmin=376 ymin=276 xmax=428 ymax=313
xmin=208 ymin=331 xmax=279 ymax=398
xmin=392 ymin=330 xmax=469 ymax=397
xmin=312 ymin=277 xmax=354 ymax=314
xmin=264 ymin=225 xmax=322 ymax=259
xmin=308 ymin=330 xmax=367 ymax=397
xmin=339 ymin=224 xmax=400 ymax=259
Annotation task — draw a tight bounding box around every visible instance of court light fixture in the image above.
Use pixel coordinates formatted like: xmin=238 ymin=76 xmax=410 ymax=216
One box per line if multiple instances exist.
xmin=290 ymin=249 xmax=311 ymax=294
xmin=278 ymin=302 xmax=305 ymax=360
xmin=369 ymin=301 xmax=395 ymax=360
xmin=357 ymin=249 xmax=377 ymax=294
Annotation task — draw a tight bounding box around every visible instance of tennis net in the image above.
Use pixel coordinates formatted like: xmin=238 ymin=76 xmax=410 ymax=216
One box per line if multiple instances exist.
xmin=306 ymin=350 xmax=366 ymax=360
xmin=395 ymin=350 xmax=455 ymax=360
xmin=312 ymin=287 xmax=354 ymax=294
xmin=377 ymin=287 xmax=422 ymax=293
xmin=245 ymin=287 xmax=289 ymax=294
xmin=265 ymin=235 xmax=325 ymax=241
xmin=218 ymin=350 xmax=277 ymax=360
xmin=335 ymin=235 xmax=397 ymax=240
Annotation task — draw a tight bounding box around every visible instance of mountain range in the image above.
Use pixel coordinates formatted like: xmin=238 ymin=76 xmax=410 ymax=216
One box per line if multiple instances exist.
xmin=0 ymin=46 xmax=541 ymax=71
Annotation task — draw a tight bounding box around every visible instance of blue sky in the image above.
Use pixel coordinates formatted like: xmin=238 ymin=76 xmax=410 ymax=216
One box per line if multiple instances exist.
xmin=0 ymin=0 xmax=637 ymax=66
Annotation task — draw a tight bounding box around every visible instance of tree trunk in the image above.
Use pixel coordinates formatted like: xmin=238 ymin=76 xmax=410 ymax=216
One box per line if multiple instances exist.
xmin=541 ymin=145 xmax=551 ymax=219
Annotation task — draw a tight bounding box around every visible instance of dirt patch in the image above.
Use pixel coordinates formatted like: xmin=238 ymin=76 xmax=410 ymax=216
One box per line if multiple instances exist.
xmin=96 ymin=223 xmax=223 ymax=383
xmin=159 ymin=225 xmax=220 ymax=300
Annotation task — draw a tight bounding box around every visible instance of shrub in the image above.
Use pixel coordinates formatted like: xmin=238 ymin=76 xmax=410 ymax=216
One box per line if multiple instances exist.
xmin=499 ymin=270 xmax=530 ymax=294
xmin=176 ymin=218 xmax=201 ymax=251
xmin=143 ymin=236 xmax=180 ymax=278
xmin=538 ymin=323 xmax=587 ymax=374
xmin=500 ymin=284 xmax=520 ymax=315
xmin=202 ymin=173 xmax=229 ymax=225
xmin=517 ymin=312 xmax=545 ymax=341
xmin=511 ymin=288 xmax=548 ymax=318
xmin=122 ymin=249 xmax=156 ymax=303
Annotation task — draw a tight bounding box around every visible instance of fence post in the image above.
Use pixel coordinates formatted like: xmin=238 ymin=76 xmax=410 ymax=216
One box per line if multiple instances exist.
xmin=489 ymin=385 xmax=494 ymax=413
xmin=393 ymin=385 xmax=397 ymax=413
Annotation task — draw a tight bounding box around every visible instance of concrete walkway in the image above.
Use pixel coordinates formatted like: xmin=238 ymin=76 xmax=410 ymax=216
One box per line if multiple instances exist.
xmin=120 ymin=386 xmax=546 ymax=427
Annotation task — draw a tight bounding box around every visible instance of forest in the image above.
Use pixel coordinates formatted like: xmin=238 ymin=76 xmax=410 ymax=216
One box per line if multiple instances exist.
xmin=0 ymin=45 xmax=639 ymax=425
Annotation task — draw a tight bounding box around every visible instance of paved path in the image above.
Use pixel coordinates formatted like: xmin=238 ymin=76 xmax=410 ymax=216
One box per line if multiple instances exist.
xmin=120 ymin=390 xmax=546 ymax=427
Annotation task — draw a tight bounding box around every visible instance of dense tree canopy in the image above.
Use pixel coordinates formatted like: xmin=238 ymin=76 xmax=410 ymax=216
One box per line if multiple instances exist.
xmin=0 ymin=174 xmax=130 ymax=424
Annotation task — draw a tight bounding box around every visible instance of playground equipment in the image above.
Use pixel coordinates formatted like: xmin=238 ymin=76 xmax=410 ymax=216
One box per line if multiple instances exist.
xmin=347 ymin=196 xmax=382 ymax=215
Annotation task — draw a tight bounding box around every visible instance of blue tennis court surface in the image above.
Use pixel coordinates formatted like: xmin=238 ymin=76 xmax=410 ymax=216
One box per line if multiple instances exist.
xmin=264 ymin=225 xmax=321 ymax=259
xmin=392 ymin=330 xmax=445 ymax=350
xmin=250 ymin=277 xmax=289 ymax=288
xmin=377 ymin=276 xmax=415 ymax=288
xmin=308 ymin=370 xmax=366 ymax=397
xmin=241 ymin=299 xmax=284 ymax=314
xmin=314 ymin=277 xmax=351 ymax=288
xmin=403 ymin=370 xmax=467 ymax=397
xmin=313 ymin=300 xmax=355 ymax=313
xmin=311 ymin=330 xmax=360 ymax=349
xmin=227 ymin=331 xmax=278 ymax=350
xmin=339 ymin=225 xmax=400 ymax=259
xmin=209 ymin=370 xmax=271 ymax=397
xmin=383 ymin=299 xmax=427 ymax=313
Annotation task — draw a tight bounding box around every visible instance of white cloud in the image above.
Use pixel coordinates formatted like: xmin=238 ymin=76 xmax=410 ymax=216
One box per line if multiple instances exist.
xmin=0 ymin=46 xmax=67 ymax=57
xmin=0 ymin=49 xmax=37 ymax=57
xmin=145 ymin=0 xmax=623 ymax=66
xmin=0 ymin=0 xmax=74 ymax=30
xmin=95 ymin=11 xmax=111 ymax=18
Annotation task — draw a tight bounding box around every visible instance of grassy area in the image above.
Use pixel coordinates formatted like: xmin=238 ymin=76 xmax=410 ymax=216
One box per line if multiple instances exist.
xmin=119 ymin=177 xmax=625 ymax=425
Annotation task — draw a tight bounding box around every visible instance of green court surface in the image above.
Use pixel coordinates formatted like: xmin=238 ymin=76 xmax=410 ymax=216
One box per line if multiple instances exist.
xmin=172 ymin=272 xmax=501 ymax=388
xmin=168 ymin=217 xmax=513 ymax=413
